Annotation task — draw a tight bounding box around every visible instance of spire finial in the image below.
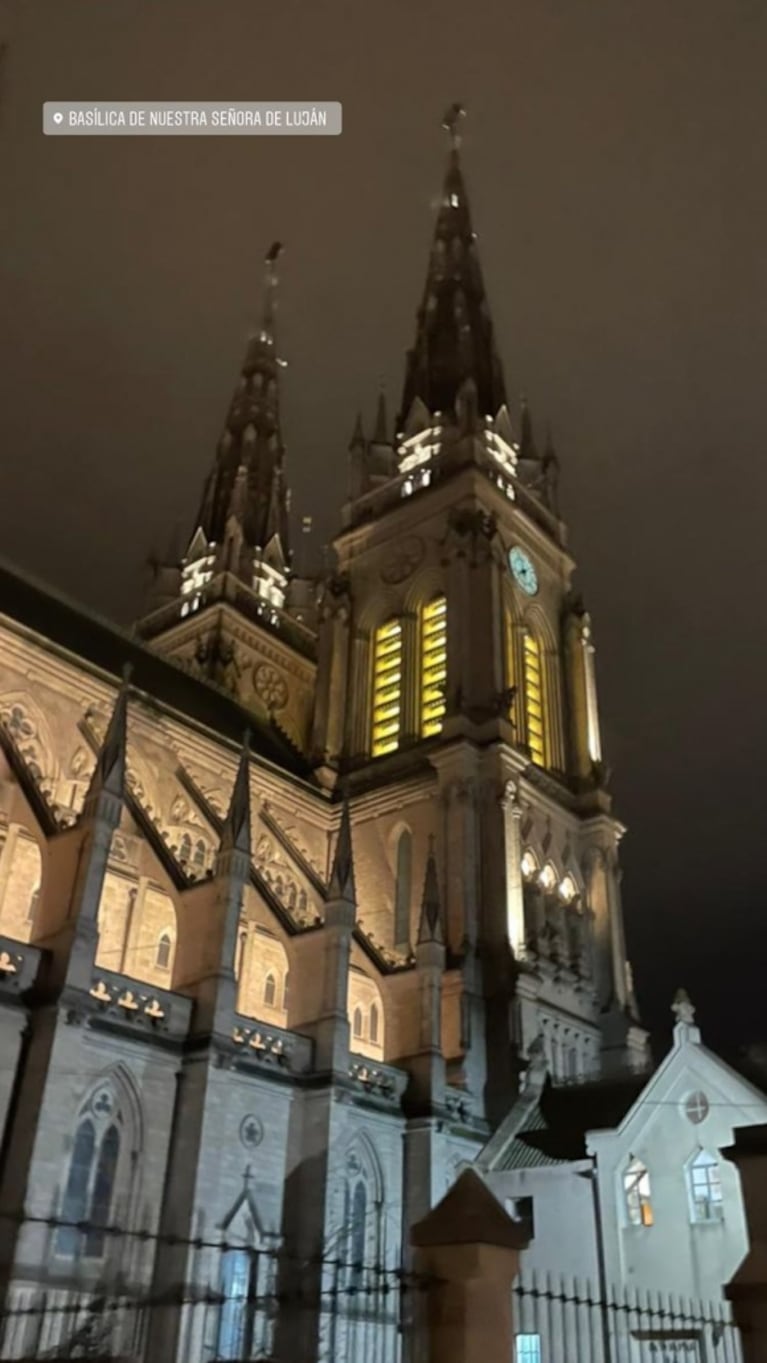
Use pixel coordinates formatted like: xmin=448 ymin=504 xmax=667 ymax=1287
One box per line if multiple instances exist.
xmin=672 ymin=987 xmax=695 ymax=1026
xmin=442 ymin=102 xmax=466 ymax=151
xmin=261 ymin=241 xmax=283 ymax=341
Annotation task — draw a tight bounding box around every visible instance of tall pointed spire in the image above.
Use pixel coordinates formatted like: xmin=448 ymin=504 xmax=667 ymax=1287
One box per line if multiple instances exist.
xmin=398 ymin=107 xmax=507 ymax=431
xmin=418 ymin=838 xmax=444 ymax=945
xmin=220 ymin=732 xmax=252 ymax=855
xmin=193 ymin=242 xmax=290 ymax=566
xmin=328 ymin=793 xmax=356 ymax=905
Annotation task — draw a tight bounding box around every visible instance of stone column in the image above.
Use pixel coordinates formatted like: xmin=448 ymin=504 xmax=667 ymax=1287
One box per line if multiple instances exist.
xmin=410 ymin=1169 xmax=529 ymax=1363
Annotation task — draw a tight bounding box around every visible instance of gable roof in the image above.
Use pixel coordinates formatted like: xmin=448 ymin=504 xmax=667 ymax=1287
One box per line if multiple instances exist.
xmin=482 ymin=1070 xmax=651 ymax=1171
xmin=0 ymin=558 xmax=311 ymax=780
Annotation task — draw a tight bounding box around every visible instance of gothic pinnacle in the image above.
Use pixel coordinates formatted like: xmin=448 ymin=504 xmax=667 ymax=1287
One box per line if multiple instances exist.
xmin=87 ymin=665 xmax=131 ymax=804
xmin=221 ymin=732 xmax=252 ymax=856
xmin=328 ymin=792 xmax=356 ymax=905
xmin=417 ymin=837 xmax=444 ymax=945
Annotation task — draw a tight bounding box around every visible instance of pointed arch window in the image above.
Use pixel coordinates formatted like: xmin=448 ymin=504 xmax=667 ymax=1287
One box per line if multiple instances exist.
xmin=56 ymin=1112 xmax=121 ymax=1260
xmin=688 ymin=1150 xmax=723 ymax=1222
xmin=282 ymin=971 xmax=290 ymax=1011
xmin=523 ymin=631 xmax=546 ymax=767
xmin=263 ymin=972 xmax=276 ymax=1008
xmin=156 ymin=932 xmax=172 ymax=970
xmin=216 ymin=1248 xmax=253 ymax=1360
xmin=56 ymin=1119 xmax=96 ymax=1257
xmin=179 ymin=833 xmax=192 ymax=863
xmin=371 ymin=619 xmax=403 ymax=756
xmin=86 ymin=1125 xmax=120 ymax=1257
xmin=349 ymin=1180 xmax=367 ymax=1288
xmin=370 ymin=1003 xmax=380 ymax=1045
xmin=420 ymin=595 xmax=447 ymax=737
xmin=624 ymin=1158 xmax=654 ymax=1226
xmin=353 ymin=1006 xmax=363 ymax=1039
xmin=193 ymin=839 xmax=207 ymax=869
xmin=394 ymin=829 xmax=412 ymax=948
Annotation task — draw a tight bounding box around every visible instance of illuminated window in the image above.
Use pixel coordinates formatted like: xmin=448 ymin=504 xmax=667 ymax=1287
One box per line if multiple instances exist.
xmin=523 ymin=631 xmax=546 ymax=766
xmin=521 ymin=849 xmax=538 ymax=881
xmin=516 ymin=1335 xmax=541 ymax=1363
xmin=371 ymin=619 xmax=403 ymax=756
xmin=539 ymin=863 xmax=556 ymax=891
xmin=559 ymin=875 xmax=577 ymax=903
xmin=420 ymin=595 xmax=447 ymax=737
xmin=688 ymin=1151 xmax=723 ymax=1223
xmin=624 ymin=1158 xmax=654 ymax=1226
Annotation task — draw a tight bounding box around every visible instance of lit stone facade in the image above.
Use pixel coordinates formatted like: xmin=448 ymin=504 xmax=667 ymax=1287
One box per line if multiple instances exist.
xmin=0 ymin=128 xmax=757 ymax=1363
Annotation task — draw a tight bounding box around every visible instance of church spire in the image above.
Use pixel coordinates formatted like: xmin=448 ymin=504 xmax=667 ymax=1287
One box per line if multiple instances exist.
xmin=398 ymin=107 xmax=507 ymax=432
xmin=194 ymin=242 xmax=290 ymax=567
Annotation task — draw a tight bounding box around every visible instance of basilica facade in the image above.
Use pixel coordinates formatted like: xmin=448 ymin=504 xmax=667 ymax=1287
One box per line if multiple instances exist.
xmin=0 ymin=126 xmax=758 ymax=1363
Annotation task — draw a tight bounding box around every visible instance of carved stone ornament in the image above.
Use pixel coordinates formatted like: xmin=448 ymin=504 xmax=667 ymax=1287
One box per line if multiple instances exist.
xmin=380 ymin=535 xmax=425 ymax=585
xmin=253 ymin=663 xmax=288 ymax=712
xmin=239 ymin=1114 xmax=264 ymax=1149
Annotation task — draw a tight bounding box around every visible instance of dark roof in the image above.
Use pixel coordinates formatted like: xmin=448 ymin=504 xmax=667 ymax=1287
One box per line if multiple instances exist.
xmin=0 ymin=558 xmax=312 ymax=780
xmin=515 ymin=1072 xmax=650 ymax=1162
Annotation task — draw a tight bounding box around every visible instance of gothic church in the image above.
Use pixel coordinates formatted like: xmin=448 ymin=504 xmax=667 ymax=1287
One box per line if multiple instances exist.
xmin=0 ymin=121 xmax=756 ymax=1363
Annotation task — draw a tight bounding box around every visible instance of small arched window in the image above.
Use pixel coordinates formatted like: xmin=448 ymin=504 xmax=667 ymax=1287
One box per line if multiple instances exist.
xmin=394 ymin=830 xmax=412 ymax=947
xmin=624 ymin=1158 xmax=653 ymax=1227
xmin=156 ymin=932 xmax=172 ymax=970
xmin=353 ymin=1006 xmax=363 ymax=1039
xmin=193 ymin=839 xmax=206 ymax=869
xmin=236 ymin=930 xmax=247 ymax=980
xmin=688 ymin=1150 xmax=723 ymax=1223
xmin=370 ymin=1003 xmax=380 ymax=1045
xmin=522 ymin=630 xmax=546 ymax=766
xmin=263 ymin=973 xmax=277 ymax=1008
xmin=420 ymin=595 xmax=447 ymax=738
xmin=283 ymin=971 xmax=290 ymax=1010
xmin=179 ymin=833 xmax=192 ymax=863
xmin=371 ymin=618 xmax=403 ymax=757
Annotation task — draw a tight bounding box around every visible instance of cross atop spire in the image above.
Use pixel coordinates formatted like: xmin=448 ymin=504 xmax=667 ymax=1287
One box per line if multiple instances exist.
xmin=398 ymin=108 xmax=507 ymax=431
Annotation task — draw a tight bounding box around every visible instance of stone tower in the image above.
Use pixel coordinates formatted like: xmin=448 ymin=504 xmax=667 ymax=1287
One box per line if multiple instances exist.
xmin=313 ymin=109 xmax=647 ymax=1120
xmin=136 ymin=244 xmax=316 ymax=752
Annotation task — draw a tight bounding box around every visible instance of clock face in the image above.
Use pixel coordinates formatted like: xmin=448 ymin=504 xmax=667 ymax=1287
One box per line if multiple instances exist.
xmin=509 ymin=546 xmax=538 ymax=596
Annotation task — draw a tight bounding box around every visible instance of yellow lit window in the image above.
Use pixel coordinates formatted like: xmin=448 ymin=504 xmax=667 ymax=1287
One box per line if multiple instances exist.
xmin=371 ymin=618 xmax=403 ymax=756
xmin=420 ymin=595 xmax=447 ymax=738
xmin=523 ymin=631 xmax=546 ymax=767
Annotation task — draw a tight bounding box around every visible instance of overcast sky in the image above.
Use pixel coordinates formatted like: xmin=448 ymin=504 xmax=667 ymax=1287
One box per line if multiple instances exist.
xmin=1 ymin=0 xmax=766 ymax=1055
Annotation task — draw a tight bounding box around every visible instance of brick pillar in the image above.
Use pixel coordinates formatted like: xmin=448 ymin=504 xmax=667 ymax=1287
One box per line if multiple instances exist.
xmin=410 ymin=1168 xmax=528 ymax=1363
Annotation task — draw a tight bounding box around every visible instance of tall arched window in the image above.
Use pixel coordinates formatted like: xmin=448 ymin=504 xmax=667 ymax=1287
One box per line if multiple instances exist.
xmin=263 ymin=972 xmax=276 ymax=1007
xmin=56 ymin=1119 xmax=95 ymax=1257
xmin=179 ymin=833 xmax=192 ymax=863
xmin=394 ymin=830 xmax=412 ymax=947
xmin=349 ymin=1180 xmax=367 ymax=1287
xmin=370 ymin=1003 xmax=380 ymax=1045
xmin=688 ymin=1150 xmax=723 ymax=1222
xmin=505 ymin=607 xmax=516 ymax=715
xmin=523 ymin=631 xmax=546 ymax=766
xmin=86 ymin=1124 xmax=120 ymax=1257
xmin=624 ymin=1158 xmax=654 ymax=1226
xmin=193 ymin=839 xmax=206 ymax=869
xmin=371 ymin=618 xmax=403 ymax=756
xmin=217 ymin=1248 xmax=253 ymax=1359
xmin=156 ymin=932 xmax=172 ymax=969
xmin=420 ymin=595 xmax=447 ymax=737
xmin=353 ymin=1006 xmax=363 ymax=1039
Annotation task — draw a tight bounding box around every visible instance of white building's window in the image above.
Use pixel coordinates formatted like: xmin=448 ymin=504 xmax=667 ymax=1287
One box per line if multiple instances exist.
xmin=624 ymin=1157 xmax=654 ymax=1227
xmin=688 ymin=1150 xmax=724 ymax=1223
xmin=516 ymin=1334 xmax=541 ymax=1363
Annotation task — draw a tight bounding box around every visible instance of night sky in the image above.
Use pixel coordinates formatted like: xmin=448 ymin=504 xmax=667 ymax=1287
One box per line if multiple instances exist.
xmin=1 ymin=1 xmax=766 ymax=1056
